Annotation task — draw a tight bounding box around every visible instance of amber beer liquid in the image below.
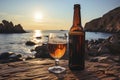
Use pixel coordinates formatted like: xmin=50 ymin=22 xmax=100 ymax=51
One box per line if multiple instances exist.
xmin=69 ymin=4 xmax=85 ymax=70
xmin=48 ymin=43 xmax=67 ymax=59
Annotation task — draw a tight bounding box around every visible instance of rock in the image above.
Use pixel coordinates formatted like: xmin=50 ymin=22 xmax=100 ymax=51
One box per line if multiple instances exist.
xmin=35 ymin=36 xmax=42 ymax=39
xmin=98 ymin=46 xmax=110 ymax=54
xmin=87 ymin=39 xmax=102 ymax=56
xmin=0 ymin=52 xmax=23 ymax=63
xmin=98 ymin=34 xmax=120 ymax=62
xmin=87 ymin=34 xmax=120 ymax=56
xmin=89 ymin=57 xmax=99 ymax=62
xmin=0 ymin=52 xmax=14 ymax=59
xmin=90 ymin=57 xmax=108 ymax=62
xmin=84 ymin=7 xmax=120 ymax=33
xmin=25 ymin=41 xmax=36 ymax=46
xmin=100 ymin=34 xmax=120 ymax=55
xmin=35 ymin=44 xmax=50 ymax=58
xmin=14 ymin=24 xmax=26 ymax=33
xmin=9 ymin=54 xmax=22 ymax=62
xmin=98 ymin=38 xmax=105 ymax=43
xmin=0 ymin=20 xmax=26 ymax=33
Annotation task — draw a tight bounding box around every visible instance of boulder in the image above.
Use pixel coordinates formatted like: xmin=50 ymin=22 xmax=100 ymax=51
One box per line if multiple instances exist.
xmin=9 ymin=54 xmax=22 ymax=62
xmin=25 ymin=41 xmax=36 ymax=46
xmin=0 ymin=52 xmax=14 ymax=59
xmin=0 ymin=52 xmax=23 ymax=63
xmin=35 ymin=44 xmax=50 ymax=58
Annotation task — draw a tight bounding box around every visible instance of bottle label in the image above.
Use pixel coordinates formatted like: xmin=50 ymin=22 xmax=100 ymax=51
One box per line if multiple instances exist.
xmin=69 ymin=31 xmax=84 ymax=35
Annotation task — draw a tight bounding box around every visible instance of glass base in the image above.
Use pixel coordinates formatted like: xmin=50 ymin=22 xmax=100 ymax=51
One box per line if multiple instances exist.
xmin=48 ymin=66 xmax=66 ymax=74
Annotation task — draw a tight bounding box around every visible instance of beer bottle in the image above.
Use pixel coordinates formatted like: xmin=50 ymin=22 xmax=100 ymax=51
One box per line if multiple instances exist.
xmin=69 ymin=4 xmax=85 ymax=70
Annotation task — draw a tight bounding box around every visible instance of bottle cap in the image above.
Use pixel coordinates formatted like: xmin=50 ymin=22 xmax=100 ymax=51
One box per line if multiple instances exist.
xmin=74 ymin=4 xmax=80 ymax=9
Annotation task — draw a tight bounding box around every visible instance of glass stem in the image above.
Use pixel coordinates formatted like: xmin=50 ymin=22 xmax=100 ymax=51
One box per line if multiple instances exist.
xmin=55 ymin=59 xmax=59 ymax=66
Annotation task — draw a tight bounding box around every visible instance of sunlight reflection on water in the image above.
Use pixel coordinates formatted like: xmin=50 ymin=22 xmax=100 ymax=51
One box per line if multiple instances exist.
xmin=0 ymin=30 xmax=112 ymax=56
xmin=32 ymin=30 xmax=44 ymax=45
xmin=33 ymin=30 xmax=42 ymax=38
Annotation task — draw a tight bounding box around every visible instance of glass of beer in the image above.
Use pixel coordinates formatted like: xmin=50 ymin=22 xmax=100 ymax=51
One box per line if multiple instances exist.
xmin=48 ymin=32 xmax=67 ymax=73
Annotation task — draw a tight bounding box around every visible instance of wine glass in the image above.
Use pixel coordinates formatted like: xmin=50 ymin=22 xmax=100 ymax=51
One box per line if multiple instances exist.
xmin=48 ymin=32 xmax=67 ymax=73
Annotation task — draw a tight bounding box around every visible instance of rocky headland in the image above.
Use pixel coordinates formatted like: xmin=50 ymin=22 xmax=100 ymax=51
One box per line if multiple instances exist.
xmin=0 ymin=20 xmax=26 ymax=33
xmin=84 ymin=7 xmax=120 ymax=33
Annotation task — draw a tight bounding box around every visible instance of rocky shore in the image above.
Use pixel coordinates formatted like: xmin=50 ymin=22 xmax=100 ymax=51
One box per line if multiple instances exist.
xmin=0 ymin=34 xmax=119 ymax=63
xmin=0 ymin=34 xmax=120 ymax=79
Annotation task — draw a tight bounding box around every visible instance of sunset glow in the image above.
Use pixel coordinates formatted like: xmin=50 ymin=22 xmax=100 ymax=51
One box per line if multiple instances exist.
xmin=0 ymin=0 xmax=119 ymax=30
xmin=34 ymin=12 xmax=43 ymax=22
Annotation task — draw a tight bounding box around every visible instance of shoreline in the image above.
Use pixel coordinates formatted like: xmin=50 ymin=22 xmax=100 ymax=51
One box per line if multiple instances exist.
xmin=0 ymin=31 xmax=119 ymax=64
xmin=0 ymin=33 xmax=120 ymax=79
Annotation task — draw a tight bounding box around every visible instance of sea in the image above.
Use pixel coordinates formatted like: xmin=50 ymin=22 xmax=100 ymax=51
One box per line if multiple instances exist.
xmin=0 ymin=30 xmax=112 ymax=56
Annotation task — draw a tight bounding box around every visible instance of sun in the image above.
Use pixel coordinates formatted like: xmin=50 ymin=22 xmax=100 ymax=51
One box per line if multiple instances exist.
xmin=34 ymin=12 xmax=43 ymax=22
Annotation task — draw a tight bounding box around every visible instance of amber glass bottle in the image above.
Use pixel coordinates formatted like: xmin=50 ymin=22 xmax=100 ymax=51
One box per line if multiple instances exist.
xmin=69 ymin=4 xmax=85 ymax=70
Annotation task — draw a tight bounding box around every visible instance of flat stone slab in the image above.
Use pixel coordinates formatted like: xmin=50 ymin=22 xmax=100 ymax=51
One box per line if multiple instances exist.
xmin=0 ymin=59 xmax=120 ymax=80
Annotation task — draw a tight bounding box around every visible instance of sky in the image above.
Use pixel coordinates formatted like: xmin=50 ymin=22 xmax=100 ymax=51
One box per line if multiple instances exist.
xmin=0 ymin=0 xmax=120 ymax=30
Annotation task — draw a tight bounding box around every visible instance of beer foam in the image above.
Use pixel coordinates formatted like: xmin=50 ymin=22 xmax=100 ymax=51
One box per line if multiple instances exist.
xmin=48 ymin=39 xmax=67 ymax=44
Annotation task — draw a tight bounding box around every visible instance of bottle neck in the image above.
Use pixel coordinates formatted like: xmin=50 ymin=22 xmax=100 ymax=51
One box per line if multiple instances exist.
xmin=73 ymin=4 xmax=82 ymax=28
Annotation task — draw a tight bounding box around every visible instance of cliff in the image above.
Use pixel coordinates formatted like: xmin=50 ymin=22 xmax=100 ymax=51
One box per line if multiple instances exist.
xmin=0 ymin=20 xmax=26 ymax=33
xmin=84 ymin=7 xmax=120 ymax=33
